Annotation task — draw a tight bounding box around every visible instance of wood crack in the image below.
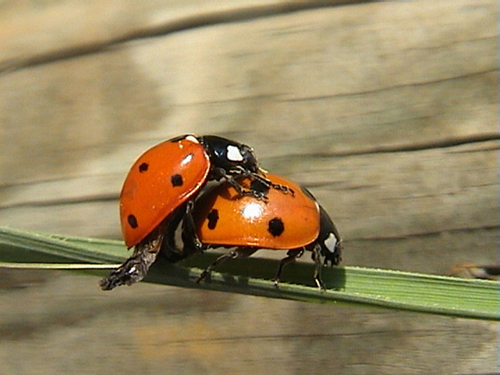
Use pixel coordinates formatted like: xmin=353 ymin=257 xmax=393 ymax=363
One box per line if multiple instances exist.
xmin=266 ymin=133 xmax=500 ymax=159
xmin=0 ymin=0 xmax=375 ymax=74
xmin=0 ymin=194 xmax=119 ymax=210
xmin=350 ymin=224 xmax=500 ymax=242
xmin=279 ymin=69 xmax=499 ymax=103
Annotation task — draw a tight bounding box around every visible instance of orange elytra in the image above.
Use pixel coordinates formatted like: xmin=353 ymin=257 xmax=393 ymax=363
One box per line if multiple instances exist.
xmin=120 ymin=135 xmax=210 ymax=248
xmin=192 ymin=174 xmax=320 ymax=249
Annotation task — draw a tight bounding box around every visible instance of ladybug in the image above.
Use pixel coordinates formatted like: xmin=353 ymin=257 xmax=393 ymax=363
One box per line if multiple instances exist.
xmin=183 ymin=173 xmax=342 ymax=289
xmin=100 ymin=134 xmax=292 ymax=290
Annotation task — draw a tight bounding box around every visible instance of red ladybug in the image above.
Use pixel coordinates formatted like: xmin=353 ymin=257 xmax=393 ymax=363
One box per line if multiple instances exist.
xmin=100 ymin=134 xmax=291 ymax=290
xmin=183 ymin=173 xmax=342 ymax=289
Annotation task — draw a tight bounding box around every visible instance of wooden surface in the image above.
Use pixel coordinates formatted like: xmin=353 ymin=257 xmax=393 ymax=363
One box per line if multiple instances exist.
xmin=0 ymin=0 xmax=498 ymax=374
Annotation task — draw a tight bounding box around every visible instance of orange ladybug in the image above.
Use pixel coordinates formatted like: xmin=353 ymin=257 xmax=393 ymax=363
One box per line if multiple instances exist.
xmin=183 ymin=173 xmax=342 ymax=288
xmin=100 ymin=135 xmax=291 ymax=290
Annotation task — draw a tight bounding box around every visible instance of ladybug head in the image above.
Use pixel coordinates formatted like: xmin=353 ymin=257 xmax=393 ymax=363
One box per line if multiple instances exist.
xmin=201 ymin=135 xmax=260 ymax=175
xmin=318 ymin=205 xmax=342 ymax=266
xmin=300 ymin=187 xmax=342 ymax=267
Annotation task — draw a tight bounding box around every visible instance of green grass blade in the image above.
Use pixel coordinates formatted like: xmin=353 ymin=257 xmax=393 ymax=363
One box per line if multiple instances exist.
xmin=0 ymin=226 xmax=498 ymax=321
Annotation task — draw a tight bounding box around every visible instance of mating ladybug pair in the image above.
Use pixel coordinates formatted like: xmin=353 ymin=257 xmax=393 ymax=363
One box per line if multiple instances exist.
xmin=99 ymin=134 xmax=342 ymax=291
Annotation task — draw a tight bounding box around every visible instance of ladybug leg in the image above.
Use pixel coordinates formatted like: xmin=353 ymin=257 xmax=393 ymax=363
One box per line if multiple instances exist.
xmin=234 ymin=166 xmax=295 ymax=197
xmin=184 ymin=200 xmax=203 ymax=251
xmin=160 ymin=204 xmax=190 ymax=263
xmin=214 ymin=166 xmax=293 ymax=199
xmin=99 ymin=230 xmax=163 ymax=290
xmin=273 ymin=248 xmax=304 ymax=287
xmin=179 ymin=200 xmax=206 ymax=262
xmin=252 ymin=173 xmax=295 ymax=197
xmin=196 ymin=251 xmax=236 ymax=283
xmin=270 ymin=181 xmax=295 ymax=196
xmin=212 ymin=166 xmax=268 ymax=200
xmin=197 ymin=247 xmax=258 ymax=283
xmin=226 ymin=175 xmax=268 ymax=200
xmin=311 ymin=243 xmax=327 ymax=290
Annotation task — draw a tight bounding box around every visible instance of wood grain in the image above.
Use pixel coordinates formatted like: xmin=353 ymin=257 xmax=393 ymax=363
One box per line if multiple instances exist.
xmin=0 ymin=1 xmax=498 ymax=374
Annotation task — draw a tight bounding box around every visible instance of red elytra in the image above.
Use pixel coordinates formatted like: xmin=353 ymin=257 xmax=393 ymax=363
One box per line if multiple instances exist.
xmin=101 ymin=134 xmax=297 ymax=291
xmin=192 ymin=173 xmax=320 ymax=250
xmin=120 ymin=135 xmax=210 ymax=248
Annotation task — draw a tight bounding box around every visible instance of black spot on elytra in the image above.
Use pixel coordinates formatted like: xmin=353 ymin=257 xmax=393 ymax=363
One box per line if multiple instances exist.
xmin=207 ymin=209 xmax=219 ymax=230
xmin=138 ymin=163 xmax=149 ymax=173
xmin=171 ymin=174 xmax=183 ymax=187
xmin=127 ymin=214 xmax=138 ymax=229
xmin=268 ymin=217 xmax=284 ymax=237
xmin=250 ymin=179 xmax=270 ymax=196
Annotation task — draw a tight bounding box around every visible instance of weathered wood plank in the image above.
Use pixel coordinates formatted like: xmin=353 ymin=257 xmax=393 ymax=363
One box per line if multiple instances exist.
xmin=1 ymin=0 xmax=496 ymax=225
xmin=1 ymin=1 xmax=496 ymax=167
xmin=0 ymin=272 xmax=498 ymax=374
xmin=0 ymin=1 xmax=498 ymax=374
xmin=0 ymin=0 xmax=497 ymax=266
xmin=0 ymin=0 xmax=374 ymax=71
xmin=1 ymin=141 xmax=497 ymax=273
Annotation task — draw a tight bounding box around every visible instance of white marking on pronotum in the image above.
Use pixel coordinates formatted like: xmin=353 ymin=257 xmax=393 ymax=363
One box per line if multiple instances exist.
xmin=241 ymin=202 xmax=263 ymax=220
xmin=185 ymin=135 xmax=199 ymax=143
xmin=226 ymin=145 xmax=244 ymax=161
xmin=179 ymin=135 xmax=198 ymax=149
xmin=324 ymin=232 xmax=338 ymax=253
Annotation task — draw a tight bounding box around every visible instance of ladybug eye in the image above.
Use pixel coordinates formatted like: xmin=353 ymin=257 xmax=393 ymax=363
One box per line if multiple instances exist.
xmin=242 ymin=146 xmax=259 ymax=172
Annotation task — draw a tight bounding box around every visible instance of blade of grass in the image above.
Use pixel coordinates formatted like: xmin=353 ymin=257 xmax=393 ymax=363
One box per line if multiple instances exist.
xmin=0 ymin=226 xmax=498 ymax=321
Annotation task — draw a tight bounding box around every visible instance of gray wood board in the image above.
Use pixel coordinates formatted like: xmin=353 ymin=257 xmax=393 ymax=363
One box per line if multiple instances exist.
xmin=0 ymin=1 xmax=498 ymax=373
